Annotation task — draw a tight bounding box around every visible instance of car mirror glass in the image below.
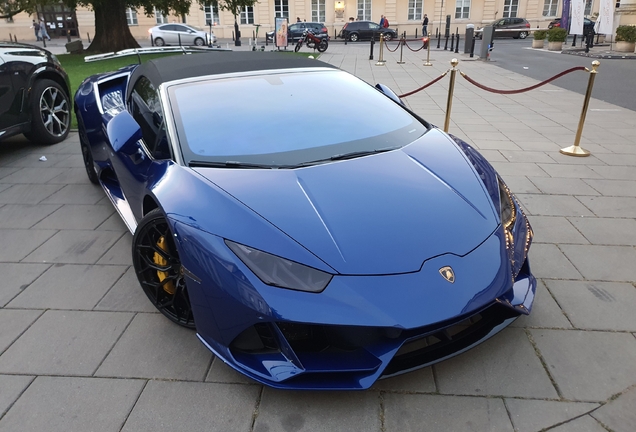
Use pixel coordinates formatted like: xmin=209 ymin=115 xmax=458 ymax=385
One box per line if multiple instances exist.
xmin=107 ymin=111 xmax=143 ymax=154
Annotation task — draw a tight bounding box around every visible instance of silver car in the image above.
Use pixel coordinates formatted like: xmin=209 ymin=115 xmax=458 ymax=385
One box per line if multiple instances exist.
xmin=149 ymin=23 xmax=216 ymax=47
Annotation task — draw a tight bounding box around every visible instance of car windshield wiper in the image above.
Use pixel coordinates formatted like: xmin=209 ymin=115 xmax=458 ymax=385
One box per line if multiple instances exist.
xmin=296 ymin=146 xmax=401 ymax=167
xmin=189 ymin=160 xmax=287 ymax=169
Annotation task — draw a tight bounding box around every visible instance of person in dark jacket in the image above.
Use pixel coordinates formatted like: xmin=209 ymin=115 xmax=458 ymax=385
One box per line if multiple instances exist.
xmin=422 ymin=14 xmax=429 ymax=35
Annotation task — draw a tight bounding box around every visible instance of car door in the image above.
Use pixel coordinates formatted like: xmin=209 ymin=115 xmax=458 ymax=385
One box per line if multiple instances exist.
xmin=288 ymin=23 xmax=303 ymax=41
xmin=112 ymin=76 xmax=172 ymax=220
xmin=366 ymin=22 xmax=381 ymax=40
xmin=159 ymin=24 xmax=178 ymax=44
xmin=173 ymin=24 xmax=193 ymax=45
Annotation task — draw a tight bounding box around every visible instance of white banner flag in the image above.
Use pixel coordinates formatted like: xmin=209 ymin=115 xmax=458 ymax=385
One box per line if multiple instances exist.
xmin=595 ymin=0 xmax=615 ymax=35
xmin=570 ymin=0 xmax=585 ymax=35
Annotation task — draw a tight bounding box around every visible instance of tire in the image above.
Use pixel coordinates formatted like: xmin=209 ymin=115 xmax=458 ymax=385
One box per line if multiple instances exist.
xmin=349 ymin=33 xmax=359 ymax=42
xmin=294 ymin=39 xmax=302 ymax=52
xmin=383 ymin=32 xmax=393 ymax=41
xmin=518 ymin=31 xmax=528 ymax=39
xmin=194 ymin=37 xmax=204 ymax=46
xmin=317 ymin=39 xmax=328 ymax=52
xmin=26 ymin=79 xmax=70 ymax=145
xmin=77 ymin=113 xmax=99 ymax=185
xmin=154 ymin=37 xmax=165 ymax=46
xmin=133 ymin=209 xmax=195 ymax=329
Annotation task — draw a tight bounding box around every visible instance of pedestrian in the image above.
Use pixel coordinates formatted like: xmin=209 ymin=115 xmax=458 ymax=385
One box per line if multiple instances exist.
xmin=383 ymin=16 xmax=389 ymax=28
xmin=31 ymin=19 xmax=41 ymax=41
xmin=422 ymin=14 xmax=429 ymax=35
xmin=296 ymin=17 xmax=301 ymax=22
xmin=379 ymin=15 xmax=386 ymax=28
xmin=349 ymin=17 xmax=355 ymax=22
xmin=39 ymin=19 xmax=51 ymax=41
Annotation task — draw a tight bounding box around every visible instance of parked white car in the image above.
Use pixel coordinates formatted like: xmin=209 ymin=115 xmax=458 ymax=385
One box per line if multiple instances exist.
xmin=149 ymin=24 xmax=216 ymax=47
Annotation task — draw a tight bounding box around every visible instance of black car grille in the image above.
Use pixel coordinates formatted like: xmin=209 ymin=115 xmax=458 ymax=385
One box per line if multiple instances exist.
xmin=381 ymin=304 xmax=518 ymax=377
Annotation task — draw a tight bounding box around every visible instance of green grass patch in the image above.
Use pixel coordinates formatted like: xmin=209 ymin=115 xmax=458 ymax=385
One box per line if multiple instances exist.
xmin=57 ymin=52 xmax=178 ymax=129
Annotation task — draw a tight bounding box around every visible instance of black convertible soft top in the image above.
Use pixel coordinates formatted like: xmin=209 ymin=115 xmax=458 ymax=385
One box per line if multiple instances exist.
xmin=128 ymin=51 xmax=335 ymax=90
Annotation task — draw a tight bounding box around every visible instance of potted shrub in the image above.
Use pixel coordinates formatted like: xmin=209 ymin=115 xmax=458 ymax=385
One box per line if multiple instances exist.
xmin=532 ymin=30 xmax=547 ymax=48
xmin=615 ymin=25 xmax=636 ymax=52
xmin=547 ymin=27 xmax=568 ymax=51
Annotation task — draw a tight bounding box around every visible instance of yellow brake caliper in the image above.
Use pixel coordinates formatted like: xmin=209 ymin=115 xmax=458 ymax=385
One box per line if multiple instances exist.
xmin=154 ymin=236 xmax=176 ymax=295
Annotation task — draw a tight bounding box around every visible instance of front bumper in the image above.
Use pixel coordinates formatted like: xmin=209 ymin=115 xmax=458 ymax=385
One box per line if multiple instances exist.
xmin=174 ymin=221 xmax=536 ymax=390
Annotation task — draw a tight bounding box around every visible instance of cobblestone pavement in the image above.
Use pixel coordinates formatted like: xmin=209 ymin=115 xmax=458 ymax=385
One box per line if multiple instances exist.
xmin=1 ymin=40 xmax=635 ymax=432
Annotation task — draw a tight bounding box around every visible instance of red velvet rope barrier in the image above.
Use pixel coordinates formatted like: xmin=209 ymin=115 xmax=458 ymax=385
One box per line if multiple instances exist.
xmin=383 ymin=38 xmax=400 ymax=52
xmin=398 ymin=71 xmax=449 ymax=98
xmin=460 ymin=66 xmax=586 ymax=94
xmin=403 ymin=39 xmax=426 ymax=52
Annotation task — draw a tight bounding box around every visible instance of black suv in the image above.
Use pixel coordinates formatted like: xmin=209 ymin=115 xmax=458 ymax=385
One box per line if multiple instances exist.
xmin=0 ymin=42 xmax=71 ymax=144
xmin=477 ymin=18 xmax=531 ymax=39
xmin=266 ymin=22 xmax=329 ymax=43
xmin=548 ymin=17 xmax=596 ymax=37
xmin=338 ymin=21 xmax=397 ymax=42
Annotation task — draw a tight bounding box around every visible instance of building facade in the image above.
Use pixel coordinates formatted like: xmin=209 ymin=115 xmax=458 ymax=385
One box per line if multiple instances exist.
xmin=2 ymin=1 xmax=635 ymax=44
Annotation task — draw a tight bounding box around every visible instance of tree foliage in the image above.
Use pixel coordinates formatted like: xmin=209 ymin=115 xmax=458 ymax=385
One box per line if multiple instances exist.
xmin=0 ymin=0 xmax=257 ymax=53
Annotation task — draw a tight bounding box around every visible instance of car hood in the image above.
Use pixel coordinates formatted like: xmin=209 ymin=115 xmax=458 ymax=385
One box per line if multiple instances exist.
xmin=193 ymin=129 xmax=499 ymax=275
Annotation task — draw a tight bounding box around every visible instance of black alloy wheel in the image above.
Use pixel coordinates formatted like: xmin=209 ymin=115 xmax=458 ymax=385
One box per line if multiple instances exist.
xmin=133 ymin=209 xmax=195 ymax=329
xmin=25 ymin=79 xmax=70 ymax=145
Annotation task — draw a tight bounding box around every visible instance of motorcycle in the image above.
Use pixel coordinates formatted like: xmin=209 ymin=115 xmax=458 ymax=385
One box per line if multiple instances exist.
xmin=294 ymin=29 xmax=328 ymax=53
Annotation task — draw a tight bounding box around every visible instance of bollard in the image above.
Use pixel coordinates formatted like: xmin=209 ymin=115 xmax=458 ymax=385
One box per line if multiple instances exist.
xmin=424 ymin=32 xmax=432 ymax=66
xmin=572 ymin=34 xmax=577 ymax=47
xmin=376 ymin=34 xmax=386 ymax=66
xmin=444 ymin=34 xmax=449 ymax=50
xmin=560 ymin=60 xmax=599 ymax=157
xmin=444 ymin=58 xmax=459 ymax=133
xmin=9 ymin=33 xmax=11 ymax=42
xmin=450 ymin=33 xmax=455 ymax=51
xmin=397 ymin=36 xmax=405 ymax=64
xmin=437 ymin=30 xmax=441 ymax=48
xmin=455 ymin=32 xmax=460 ymax=53
xmin=87 ymin=32 xmax=91 ymax=43
xmin=178 ymin=33 xmax=182 ymax=47
xmin=470 ymin=35 xmax=475 ymax=58
xmin=67 ymin=29 xmax=71 ymax=43
xmin=415 ymin=29 xmax=418 ymax=38
xmin=369 ymin=36 xmax=375 ymax=60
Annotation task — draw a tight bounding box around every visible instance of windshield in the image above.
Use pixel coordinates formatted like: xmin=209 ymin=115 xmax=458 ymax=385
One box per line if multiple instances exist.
xmin=168 ymin=69 xmax=428 ymax=168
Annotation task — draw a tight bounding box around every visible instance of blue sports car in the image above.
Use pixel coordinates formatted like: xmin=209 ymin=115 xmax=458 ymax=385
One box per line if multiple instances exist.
xmin=75 ymin=51 xmax=536 ymax=390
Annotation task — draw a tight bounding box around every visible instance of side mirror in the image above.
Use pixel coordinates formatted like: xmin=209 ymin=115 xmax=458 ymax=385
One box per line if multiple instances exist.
xmin=107 ymin=111 xmax=143 ymax=154
xmin=375 ymin=83 xmax=406 ymax=107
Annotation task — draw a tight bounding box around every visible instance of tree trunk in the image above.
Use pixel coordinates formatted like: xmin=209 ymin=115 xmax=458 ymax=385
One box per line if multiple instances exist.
xmin=86 ymin=0 xmax=140 ymax=53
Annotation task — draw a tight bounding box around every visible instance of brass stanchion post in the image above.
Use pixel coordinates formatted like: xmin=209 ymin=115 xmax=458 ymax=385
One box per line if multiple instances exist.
xmin=443 ymin=58 xmax=459 ymax=133
xmin=375 ymin=34 xmax=386 ymax=66
xmin=424 ymin=32 xmax=432 ymax=66
xmin=560 ymin=60 xmax=599 ymax=157
xmin=397 ymin=36 xmax=405 ymax=64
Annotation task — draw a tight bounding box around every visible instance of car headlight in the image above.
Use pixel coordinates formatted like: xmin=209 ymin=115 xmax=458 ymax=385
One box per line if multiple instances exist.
xmin=499 ymin=178 xmax=516 ymax=231
xmin=225 ymin=240 xmax=333 ymax=293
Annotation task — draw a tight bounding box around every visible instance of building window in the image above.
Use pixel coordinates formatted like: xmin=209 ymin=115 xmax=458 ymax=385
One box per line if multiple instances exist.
xmin=542 ymin=0 xmax=558 ymax=16
xmin=240 ymin=6 xmax=254 ymax=24
xmin=154 ymin=7 xmax=168 ymax=24
xmin=311 ymin=0 xmax=326 ymax=22
xmin=357 ymin=0 xmax=371 ymax=20
xmin=408 ymin=0 xmax=423 ymax=20
xmin=126 ymin=8 xmax=138 ymax=25
xmin=503 ymin=0 xmax=519 ymax=18
xmin=204 ymin=4 xmax=220 ymax=25
xmin=455 ymin=0 xmax=470 ymax=19
xmin=275 ymin=0 xmax=289 ymax=18
xmin=584 ymin=0 xmax=593 ymax=15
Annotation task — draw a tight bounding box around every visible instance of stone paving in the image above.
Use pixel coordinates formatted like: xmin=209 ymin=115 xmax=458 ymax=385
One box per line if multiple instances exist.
xmin=0 ymin=40 xmax=635 ymax=431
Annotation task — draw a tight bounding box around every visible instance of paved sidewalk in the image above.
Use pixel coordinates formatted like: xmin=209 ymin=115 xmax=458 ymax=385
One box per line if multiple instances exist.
xmin=1 ymin=41 xmax=635 ymax=432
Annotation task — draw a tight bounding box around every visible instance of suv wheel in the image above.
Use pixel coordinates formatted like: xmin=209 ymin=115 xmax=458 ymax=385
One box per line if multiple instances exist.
xmin=26 ymin=79 xmax=70 ymax=145
xmin=518 ymin=31 xmax=528 ymax=39
xmin=349 ymin=33 xmax=359 ymax=42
